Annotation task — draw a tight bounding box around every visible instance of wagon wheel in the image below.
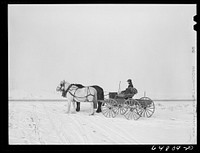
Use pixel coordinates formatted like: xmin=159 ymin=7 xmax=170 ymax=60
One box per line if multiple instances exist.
xmin=119 ymin=101 xmax=129 ymax=115
xmin=101 ymin=99 xmax=119 ymax=118
xmin=124 ymin=99 xmax=141 ymax=120
xmin=137 ymin=97 xmax=155 ymax=118
xmin=119 ymin=106 xmax=128 ymax=115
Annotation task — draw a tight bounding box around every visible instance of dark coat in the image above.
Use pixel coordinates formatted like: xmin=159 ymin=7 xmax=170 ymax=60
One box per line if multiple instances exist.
xmin=128 ymin=83 xmax=133 ymax=88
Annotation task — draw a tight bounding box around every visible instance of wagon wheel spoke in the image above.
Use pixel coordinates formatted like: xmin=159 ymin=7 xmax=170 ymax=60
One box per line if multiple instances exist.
xmin=142 ymin=108 xmax=150 ymax=117
xmin=110 ymin=99 xmax=119 ymax=117
xmin=119 ymin=107 xmax=128 ymax=115
xmin=101 ymin=99 xmax=118 ymax=118
xmin=144 ymin=109 xmax=148 ymax=117
xmin=120 ymin=99 xmax=131 ymax=115
xmin=124 ymin=99 xmax=141 ymax=120
xmin=102 ymin=106 xmax=111 ymax=118
xmin=124 ymin=107 xmax=140 ymax=120
xmin=144 ymin=103 xmax=155 ymax=118
xmin=101 ymin=102 xmax=111 ymax=118
xmin=129 ymin=108 xmax=138 ymax=120
xmin=137 ymin=107 xmax=145 ymax=117
xmin=112 ymin=106 xmax=119 ymax=116
xmin=133 ymin=100 xmax=143 ymax=117
xmin=125 ymin=109 xmax=132 ymax=119
xmin=119 ymin=102 xmax=129 ymax=115
xmin=145 ymin=109 xmax=151 ymax=117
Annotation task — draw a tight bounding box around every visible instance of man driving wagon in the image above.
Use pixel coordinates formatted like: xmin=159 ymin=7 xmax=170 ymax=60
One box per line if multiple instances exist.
xmin=117 ymin=79 xmax=138 ymax=99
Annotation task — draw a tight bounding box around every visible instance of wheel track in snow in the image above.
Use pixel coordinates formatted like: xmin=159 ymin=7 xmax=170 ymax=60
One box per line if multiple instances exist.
xmin=60 ymin=114 xmax=92 ymax=143
xmin=100 ymin=118 xmax=143 ymax=143
xmin=9 ymin=103 xmax=45 ymax=144
xmin=62 ymin=113 xmax=115 ymax=143
xmin=42 ymin=103 xmax=71 ymax=143
xmin=44 ymin=104 xmax=137 ymax=143
xmin=44 ymin=104 xmax=95 ymax=143
xmin=73 ymin=114 xmax=116 ymax=143
xmin=52 ymin=105 xmax=142 ymax=144
xmin=30 ymin=104 xmax=46 ymax=144
xmin=73 ymin=112 xmax=142 ymax=144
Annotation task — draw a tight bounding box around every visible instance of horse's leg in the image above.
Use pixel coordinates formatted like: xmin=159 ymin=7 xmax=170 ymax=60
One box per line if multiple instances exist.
xmin=96 ymin=101 xmax=102 ymax=113
xmin=89 ymin=102 xmax=95 ymax=115
xmin=90 ymin=91 xmax=98 ymax=115
xmin=76 ymin=102 xmax=80 ymax=112
xmin=66 ymin=100 xmax=71 ymax=114
xmin=93 ymin=101 xmax=97 ymax=109
xmin=71 ymin=101 xmax=76 ymax=114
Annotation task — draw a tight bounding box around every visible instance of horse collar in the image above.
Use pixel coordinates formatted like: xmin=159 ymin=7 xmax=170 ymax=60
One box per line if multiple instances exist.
xmin=62 ymin=84 xmax=73 ymax=97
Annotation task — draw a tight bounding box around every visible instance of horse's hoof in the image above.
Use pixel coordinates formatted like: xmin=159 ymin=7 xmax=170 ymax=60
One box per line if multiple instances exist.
xmin=76 ymin=109 xmax=80 ymax=112
xmin=89 ymin=113 xmax=95 ymax=116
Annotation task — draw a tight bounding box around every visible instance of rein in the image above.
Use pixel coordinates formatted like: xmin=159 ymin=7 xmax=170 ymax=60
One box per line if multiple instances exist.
xmin=62 ymin=84 xmax=73 ymax=97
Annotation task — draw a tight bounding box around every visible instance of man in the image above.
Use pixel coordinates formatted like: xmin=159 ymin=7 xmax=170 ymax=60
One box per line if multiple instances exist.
xmin=127 ymin=79 xmax=133 ymax=88
xmin=119 ymin=79 xmax=137 ymax=98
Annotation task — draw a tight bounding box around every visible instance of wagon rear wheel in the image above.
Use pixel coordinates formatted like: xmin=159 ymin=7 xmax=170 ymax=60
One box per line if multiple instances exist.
xmin=137 ymin=97 xmax=155 ymax=118
xmin=101 ymin=99 xmax=118 ymax=118
xmin=124 ymin=99 xmax=141 ymax=120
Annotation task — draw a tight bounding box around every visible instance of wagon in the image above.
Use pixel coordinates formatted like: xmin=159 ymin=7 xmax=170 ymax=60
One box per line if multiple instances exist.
xmin=100 ymin=92 xmax=155 ymax=120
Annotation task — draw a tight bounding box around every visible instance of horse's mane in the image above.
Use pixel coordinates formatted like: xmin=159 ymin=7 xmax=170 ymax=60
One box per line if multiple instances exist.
xmin=73 ymin=84 xmax=85 ymax=89
xmin=60 ymin=82 xmax=85 ymax=97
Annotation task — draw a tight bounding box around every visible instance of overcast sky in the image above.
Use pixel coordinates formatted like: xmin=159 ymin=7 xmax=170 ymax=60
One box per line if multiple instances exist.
xmin=8 ymin=4 xmax=196 ymax=99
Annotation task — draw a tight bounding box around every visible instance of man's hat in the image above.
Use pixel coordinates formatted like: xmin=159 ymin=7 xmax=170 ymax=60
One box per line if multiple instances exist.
xmin=127 ymin=79 xmax=132 ymax=82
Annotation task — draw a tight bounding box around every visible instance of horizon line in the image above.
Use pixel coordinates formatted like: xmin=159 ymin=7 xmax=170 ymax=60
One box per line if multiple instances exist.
xmin=8 ymin=99 xmax=196 ymax=102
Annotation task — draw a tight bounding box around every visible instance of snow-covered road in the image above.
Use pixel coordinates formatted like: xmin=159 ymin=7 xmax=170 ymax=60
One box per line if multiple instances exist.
xmin=9 ymin=101 xmax=196 ymax=144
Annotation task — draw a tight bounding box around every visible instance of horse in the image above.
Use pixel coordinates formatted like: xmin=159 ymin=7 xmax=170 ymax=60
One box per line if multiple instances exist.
xmin=56 ymin=80 xmax=98 ymax=115
xmin=73 ymin=84 xmax=104 ymax=113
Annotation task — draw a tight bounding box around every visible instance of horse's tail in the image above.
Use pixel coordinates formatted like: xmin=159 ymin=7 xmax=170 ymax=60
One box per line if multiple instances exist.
xmin=91 ymin=85 xmax=104 ymax=100
xmin=99 ymin=87 xmax=104 ymax=100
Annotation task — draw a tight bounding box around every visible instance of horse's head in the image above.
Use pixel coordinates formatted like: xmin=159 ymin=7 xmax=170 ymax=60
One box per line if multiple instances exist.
xmin=56 ymin=80 xmax=66 ymax=92
xmin=56 ymin=80 xmax=71 ymax=93
xmin=56 ymin=80 xmax=72 ymax=97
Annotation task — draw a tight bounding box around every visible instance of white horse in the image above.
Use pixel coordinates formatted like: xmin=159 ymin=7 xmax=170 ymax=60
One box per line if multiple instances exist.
xmin=56 ymin=80 xmax=98 ymax=115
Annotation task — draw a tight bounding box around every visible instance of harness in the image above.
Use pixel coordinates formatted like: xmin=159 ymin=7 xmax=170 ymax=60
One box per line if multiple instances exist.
xmin=62 ymin=84 xmax=73 ymax=97
xmin=62 ymin=83 xmax=95 ymax=103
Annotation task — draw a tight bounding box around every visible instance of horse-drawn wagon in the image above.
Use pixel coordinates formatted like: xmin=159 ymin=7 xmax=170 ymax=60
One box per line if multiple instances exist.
xmin=56 ymin=80 xmax=155 ymax=119
xmin=100 ymin=92 xmax=155 ymax=120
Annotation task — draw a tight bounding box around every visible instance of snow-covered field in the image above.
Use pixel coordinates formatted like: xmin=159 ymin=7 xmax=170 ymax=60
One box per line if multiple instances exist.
xmin=9 ymin=100 xmax=197 ymax=144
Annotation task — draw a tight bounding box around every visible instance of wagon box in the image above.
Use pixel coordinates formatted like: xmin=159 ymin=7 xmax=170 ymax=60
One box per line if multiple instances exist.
xmin=109 ymin=92 xmax=118 ymax=99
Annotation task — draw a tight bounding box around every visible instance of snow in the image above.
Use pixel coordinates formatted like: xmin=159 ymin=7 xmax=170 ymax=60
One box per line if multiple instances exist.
xmin=9 ymin=100 xmax=196 ymax=144
xmin=9 ymin=89 xmax=62 ymax=100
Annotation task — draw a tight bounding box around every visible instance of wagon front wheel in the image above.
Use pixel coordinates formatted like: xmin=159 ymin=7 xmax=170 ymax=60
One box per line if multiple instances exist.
xmin=124 ymin=99 xmax=141 ymax=120
xmin=101 ymin=99 xmax=118 ymax=118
